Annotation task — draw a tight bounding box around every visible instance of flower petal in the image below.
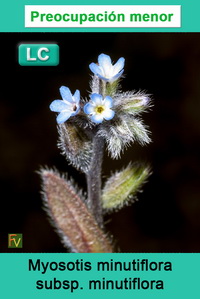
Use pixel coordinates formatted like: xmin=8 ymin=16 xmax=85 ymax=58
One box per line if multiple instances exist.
xmin=84 ymin=103 xmax=95 ymax=115
xmin=91 ymin=113 xmax=104 ymax=124
xmin=56 ymin=111 xmax=72 ymax=124
xmin=89 ymin=63 xmax=103 ymax=76
xmin=73 ymin=89 xmax=80 ymax=104
xmin=103 ymin=96 xmax=113 ymax=108
xmin=90 ymin=93 xmax=103 ymax=105
xmin=103 ymin=109 xmax=115 ymax=121
xmin=95 ymin=74 xmax=110 ymax=82
xmin=60 ymin=86 xmax=73 ymax=103
xmin=98 ymin=54 xmax=112 ymax=69
xmin=113 ymin=57 xmax=125 ymax=74
xmin=110 ymin=69 xmax=124 ymax=82
xmin=50 ymin=100 xmax=69 ymax=112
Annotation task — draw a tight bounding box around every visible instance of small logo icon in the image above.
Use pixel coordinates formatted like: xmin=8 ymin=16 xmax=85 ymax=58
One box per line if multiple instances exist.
xmin=8 ymin=234 xmax=23 ymax=248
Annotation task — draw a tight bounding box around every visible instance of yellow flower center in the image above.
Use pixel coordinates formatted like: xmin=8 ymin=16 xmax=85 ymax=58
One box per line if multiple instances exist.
xmin=95 ymin=105 xmax=105 ymax=114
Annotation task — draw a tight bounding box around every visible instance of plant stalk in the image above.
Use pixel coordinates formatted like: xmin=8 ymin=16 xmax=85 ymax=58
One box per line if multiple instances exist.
xmin=86 ymin=134 xmax=104 ymax=228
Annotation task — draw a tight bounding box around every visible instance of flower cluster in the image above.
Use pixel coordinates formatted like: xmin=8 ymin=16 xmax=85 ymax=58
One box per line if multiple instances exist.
xmin=50 ymin=53 xmax=124 ymax=124
xmin=43 ymin=52 xmax=152 ymax=253
xmin=50 ymin=53 xmax=151 ymax=159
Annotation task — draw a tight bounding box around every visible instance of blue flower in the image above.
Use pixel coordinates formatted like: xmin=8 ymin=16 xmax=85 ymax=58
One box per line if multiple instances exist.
xmin=89 ymin=53 xmax=125 ymax=82
xmin=84 ymin=93 xmax=115 ymax=124
xmin=50 ymin=86 xmax=80 ymax=124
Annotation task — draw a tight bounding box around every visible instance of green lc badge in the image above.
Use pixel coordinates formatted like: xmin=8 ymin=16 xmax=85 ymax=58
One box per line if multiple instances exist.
xmin=18 ymin=44 xmax=59 ymax=66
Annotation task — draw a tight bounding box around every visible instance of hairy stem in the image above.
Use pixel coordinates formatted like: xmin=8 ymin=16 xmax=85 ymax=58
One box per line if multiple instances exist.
xmin=101 ymin=81 xmax=107 ymax=96
xmin=86 ymin=134 xmax=104 ymax=228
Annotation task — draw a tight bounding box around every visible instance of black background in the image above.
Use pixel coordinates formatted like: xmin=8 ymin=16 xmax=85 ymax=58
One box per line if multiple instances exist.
xmin=1 ymin=33 xmax=200 ymax=252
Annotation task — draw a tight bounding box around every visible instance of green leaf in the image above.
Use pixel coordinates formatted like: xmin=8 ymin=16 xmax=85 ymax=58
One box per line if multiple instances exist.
xmin=102 ymin=164 xmax=151 ymax=212
xmin=40 ymin=169 xmax=113 ymax=253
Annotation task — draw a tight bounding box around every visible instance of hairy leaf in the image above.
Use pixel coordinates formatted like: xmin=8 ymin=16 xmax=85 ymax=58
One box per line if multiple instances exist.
xmin=114 ymin=91 xmax=151 ymax=116
xmin=58 ymin=123 xmax=92 ymax=173
xmin=102 ymin=164 xmax=151 ymax=212
xmin=41 ymin=169 xmax=113 ymax=253
xmin=128 ymin=117 xmax=151 ymax=145
xmin=98 ymin=116 xmax=151 ymax=159
xmin=105 ymin=80 xmax=120 ymax=97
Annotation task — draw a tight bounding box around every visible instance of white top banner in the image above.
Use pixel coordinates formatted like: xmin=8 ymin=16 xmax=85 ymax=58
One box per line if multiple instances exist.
xmin=25 ymin=5 xmax=181 ymax=28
